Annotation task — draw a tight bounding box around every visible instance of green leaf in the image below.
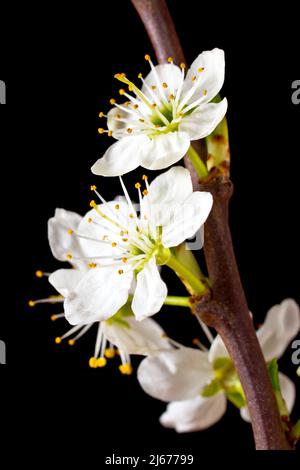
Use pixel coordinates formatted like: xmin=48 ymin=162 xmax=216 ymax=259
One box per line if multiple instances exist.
xmin=201 ymin=379 xmax=221 ymax=398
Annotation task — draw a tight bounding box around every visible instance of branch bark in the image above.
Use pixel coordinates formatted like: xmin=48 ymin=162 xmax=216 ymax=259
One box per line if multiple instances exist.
xmin=131 ymin=0 xmax=291 ymax=450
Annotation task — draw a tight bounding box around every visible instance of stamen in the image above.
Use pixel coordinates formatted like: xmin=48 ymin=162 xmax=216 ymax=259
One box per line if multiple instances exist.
xmin=28 ymin=296 xmax=63 ymax=307
xmin=167 ymin=57 xmax=174 ymax=63
xmin=105 ymin=348 xmax=116 ymax=359
xmin=35 ymin=270 xmax=50 ymax=278
xmin=119 ymin=363 xmax=133 ymax=375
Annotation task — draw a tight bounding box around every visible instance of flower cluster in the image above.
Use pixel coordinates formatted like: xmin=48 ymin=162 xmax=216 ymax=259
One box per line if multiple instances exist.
xmin=30 ymin=48 xmax=300 ymax=434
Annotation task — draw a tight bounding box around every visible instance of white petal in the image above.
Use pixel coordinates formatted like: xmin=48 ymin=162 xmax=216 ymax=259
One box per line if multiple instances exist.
xmin=149 ymin=166 xmax=193 ymax=205
xmin=102 ymin=317 xmax=172 ymax=355
xmin=107 ymin=106 xmax=128 ymax=139
xmin=257 ymin=299 xmax=300 ymax=361
xmin=137 ymin=348 xmax=213 ymax=402
xmin=160 ymin=393 xmax=227 ymax=432
xmin=161 ymin=191 xmax=213 ymax=247
xmin=279 ymin=373 xmax=296 ymax=415
xmin=183 ymin=48 xmax=225 ymax=104
xmin=48 ymin=209 xmax=83 ymax=263
xmin=91 ymin=135 xmax=149 ymax=176
xmin=142 ymin=63 xmax=182 ymax=100
xmin=141 ymin=132 xmax=190 ymax=170
xmin=64 ymin=267 xmax=133 ymax=325
xmin=132 ymin=257 xmax=167 ymax=321
xmin=180 ymin=99 xmax=228 ymax=140
xmin=240 ymin=373 xmax=296 ymax=423
xmin=77 ymin=200 xmax=131 ymax=259
xmin=48 ymin=268 xmax=84 ymax=297
xmin=208 ymin=334 xmax=229 ymax=364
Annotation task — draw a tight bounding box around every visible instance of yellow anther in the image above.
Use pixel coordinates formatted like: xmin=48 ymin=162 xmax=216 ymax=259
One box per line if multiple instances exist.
xmin=119 ymin=88 xmax=125 ymax=95
xmin=116 ymin=113 xmax=121 ymax=118
xmin=98 ymin=128 xmax=105 ymax=134
xmin=169 ymin=94 xmax=175 ymax=100
xmin=139 ymin=118 xmax=145 ymax=123
xmin=155 ymin=124 xmax=161 ymax=128
xmin=198 ymin=67 xmax=205 ymax=73
xmin=98 ymin=111 xmax=104 ymax=118
xmin=115 ymin=204 xmax=120 ymax=210
xmin=88 ymin=262 xmax=97 ymax=269
xmin=127 ymin=128 xmax=133 ymax=134
xmin=133 ymin=104 xmax=139 ymax=109
xmin=90 ymin=185 xmax=97 ymax=191
xmin=203 ymin=89 xmax=208 ymax=96
xmin=191 ymin=75 xmax=196 ymax=81
xmin=55 ymin=337 xmax=62 ymax=344
xmin=124 ymin=101 xmax=130 ymax=107
xmin=118 ymin=269 xmax=124 ymax=275
xmin=122 ymin=238 xmax=129 ymax=242
xmin=128 ymin=84 xmax=134 ymax=92
xmin=144 ymin=54 xmax=151 ymax=61
xmin=138 ymin=73 xmax=143 ymax=79
xmin=192 ymin=337 xmax=201 ymax=345
xmin=142 ymin=189 xmax=149 ymax=196
xmin=119 ymin=363 xmax=133 ymax=375
xmin=89 ymin=200 xmax=97 ymax=208
xmin=142 ymin=174 xmax=148 ymax=181
xmin=180 ymin=62 xmax=186 ymax=69
xmin=129 ymin=213 xmax=134 ymax=218
xmin=89 ymin=357 xmax=97 ymax=368
xmin=151 ymin=103 xmax=157 ymax=109
xmin=28 ymin=300 xmax=35 ymax=307
xmin=68 ymin=339 xmax=75 ymax=346
xmin=105 ymin=348 xmax=116 ymax=359
xmin=50 ymin=314 xmax=57 ymax=321
xmin=97 ymin=357 xmax=107 ymax=368
xmin=114 ymin=73 xmax=126 ymax=79
xmin=135 ymin=182 xmax=141 ymax=189
xmin=112 ymin=242 xmax=117 ymax=247
xmin=151 ymin=85 xmax=157 ymax=90
xmin=162 ymin=82 xmax=168 ymax=88
xmin=167 ymin=57 xmax=174 ymax=63
xmin=66 ymin=253 xmax=73 ymax=260
xmin=67 ymin=229 xmax=73 ymax=235
xmin=88 ymin=217 xmax=92 ymax=223
xmin=122 ymin=257 xmax=128 ymax=263
xmin=110 ymin=98 xmax=116 ymax=105
xmin=35 ymin=270 xmax=43 ymax=278
xmin=108 ymin=130 xmax=113 ymax=137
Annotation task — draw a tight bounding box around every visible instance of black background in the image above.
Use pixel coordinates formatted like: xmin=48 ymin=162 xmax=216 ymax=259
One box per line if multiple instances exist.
xmin=1 ymin=0 xmax=299 ymax=464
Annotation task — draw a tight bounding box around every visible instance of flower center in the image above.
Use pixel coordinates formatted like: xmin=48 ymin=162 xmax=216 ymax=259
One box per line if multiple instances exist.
xmin=201 ymin=357 xmax=246 ymax=408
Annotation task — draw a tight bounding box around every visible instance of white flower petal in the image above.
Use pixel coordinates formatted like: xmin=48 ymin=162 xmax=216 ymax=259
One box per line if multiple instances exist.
xmin=148 ymin=166 xmax=193 ymax=205
xmin=141 ymin=132 xmax=190 ymax=170
xmin=161 ymin=191 xmax=213 ymax=247
xmin=137 ymin=348 xmax=213 ymax=402
xmin=183 ymin=48 xmax=225 ymax=104
xmin=91 ymin=135 xmax=149 ymax=176
xmin=257 ymin=299 xmax=300 ymax=361
xmin=107 ymin=106 xmax=128 ymax=139
xmin=180 ymin=99 xmax=228 ymax=140
xmin=64 ymin=267 xmax=133 ymax=325
xmin=160 ymin=393 xmax=227 ymax=432
xmin=132 ymin=257 xmax=167 ymax=321
xmin=240 ymin=373 xmax=296 ymax=423
xmin=208 ymin=334 xmax=229 ymax=364
xmin=142 ymin=63 xmax=182 ymax=100
xmin=102 ymin=317 xmax=172 ymax=355
xmin=49 ymin=268 xmax=84 ymax=297
xmin=48 ymin=209 xmax=82 ymax=263
xmin=279 ymin=372 xmax=296 ymax=415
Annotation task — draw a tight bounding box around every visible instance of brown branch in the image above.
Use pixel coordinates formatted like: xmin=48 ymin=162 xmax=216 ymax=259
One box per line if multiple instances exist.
xmin=131 ymin=0 xmax=291 ymax=450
